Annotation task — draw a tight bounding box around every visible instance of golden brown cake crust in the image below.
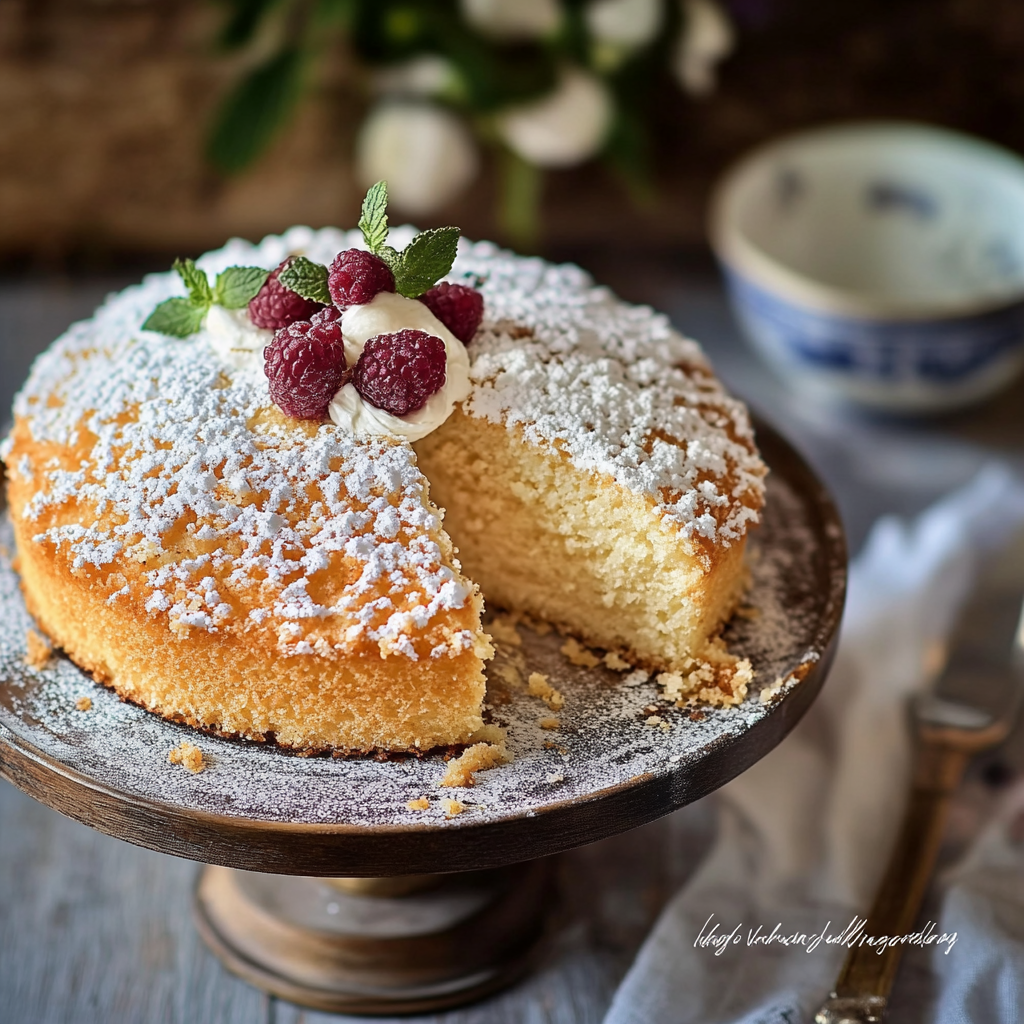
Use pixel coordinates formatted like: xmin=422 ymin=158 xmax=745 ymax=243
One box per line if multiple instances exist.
xmin=10 ymin=483 xmax=489 ymax=752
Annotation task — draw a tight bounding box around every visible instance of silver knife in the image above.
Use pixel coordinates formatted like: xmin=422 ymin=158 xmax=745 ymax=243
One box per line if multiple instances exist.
xmin=815 ymin=584 xmax=1024 ymax=1024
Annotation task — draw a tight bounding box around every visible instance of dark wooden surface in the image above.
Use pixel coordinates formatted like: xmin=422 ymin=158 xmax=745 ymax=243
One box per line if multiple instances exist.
xmin=0 ymin=777 xmax=716 ymax=1023
xmin=3 ymin=258 xmax=1024 ymax=1021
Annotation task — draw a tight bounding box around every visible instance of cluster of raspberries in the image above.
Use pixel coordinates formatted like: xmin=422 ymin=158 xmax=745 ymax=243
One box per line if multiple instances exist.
xmin=255 ymin=250 xmax=483 ymax=421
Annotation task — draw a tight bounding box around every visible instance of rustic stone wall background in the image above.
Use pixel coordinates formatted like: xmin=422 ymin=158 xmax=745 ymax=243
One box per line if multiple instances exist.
xmin=2 ymin=0 xmax=1023 ymax=267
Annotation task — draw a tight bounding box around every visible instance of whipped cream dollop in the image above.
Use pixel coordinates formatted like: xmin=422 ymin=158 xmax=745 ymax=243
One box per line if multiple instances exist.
xmin=329 ymin=291 xmax=471 ymax=441
xmin=203 ymin=288 xmax=471 ymax=440
xmin=205 ymin=305 xmax=273 ymax=370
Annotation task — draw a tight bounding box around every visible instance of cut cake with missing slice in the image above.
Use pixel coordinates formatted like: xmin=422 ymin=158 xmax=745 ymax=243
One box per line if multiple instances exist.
xmin=2 ymin=227 xmax=766 ymax=753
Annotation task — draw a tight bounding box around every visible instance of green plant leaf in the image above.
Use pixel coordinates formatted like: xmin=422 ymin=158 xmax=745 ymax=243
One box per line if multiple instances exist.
xmin=214 ymin=265 xmax=270 ymax=308
xmin=393 ymin=227 xmax=460 ymax=298
xmin=358 ymin=181 xmax=390 ymax=254
xmin=313 ymin=0 xmax=357 ymax=29
xmin=436 ymin=28 xmax=558 ymax=111
xmin=206 ymin=47 xmax=305 ymax=174
xmin=217 ymin=0 xmax=283 ymax=50
xmin=142 ymin=298 xmax=208 ymax=338
xmin=498 ymin=148 xmax=541 ymax=251
xmin=173 ymin=258 xmax=213 ymax=306
xmin=278 ymin=256 xmax=331 ymax=304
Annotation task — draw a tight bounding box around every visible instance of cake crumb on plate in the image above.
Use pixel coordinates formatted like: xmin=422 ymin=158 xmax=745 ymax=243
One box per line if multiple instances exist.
xmin=656 ymin=638 xmax=756 ymax=708
xmin=492 ymin=660 xmax=525 ymax=688
xmin=407 ymin=796 xmax=430 ymax=811
xmin=759 ymin=675 xmax=786 ymax=703
xmin=441 ymin=798 xmax=466 ymax=818
xmin=560 ymin=638 xmax=601 ymax=668
xmin=168 ymin=741 xmax=205 ymax=774
xmin=527 ymin=672 xmax=564 ymax=710
xmin=623 ymin=669 xmax=649 ymax=687
xmin=24 ymin=630 xmax=52 ymax=668
xmin=440 ymin=742 xmax=509 ymax=787
xmin=469 ymin=723 xmax=508 ymax=746
xmin=603 ymin=652 xmax=631 ymax=671
xmin=539 ymin=716 xmax=560 ymax=730
xmin=487 ymin=616 xmax=522 ymax=646
xmin=75 ymin=696 xmax=92 ymax=712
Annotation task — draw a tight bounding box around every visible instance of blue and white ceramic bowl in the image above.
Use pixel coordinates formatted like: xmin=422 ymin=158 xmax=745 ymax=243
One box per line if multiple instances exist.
xmin=710 ymin=122 xmax=1024 ymax=413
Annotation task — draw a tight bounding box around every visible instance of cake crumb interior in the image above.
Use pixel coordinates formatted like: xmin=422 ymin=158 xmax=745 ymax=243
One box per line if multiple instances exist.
xmin=416 ymin=412 xmax=751 ymax=675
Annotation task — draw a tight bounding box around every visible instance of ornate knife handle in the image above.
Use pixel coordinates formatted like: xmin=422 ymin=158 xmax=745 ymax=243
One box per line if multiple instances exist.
xmin=814 ymin=729 xmax=975 ymax=1024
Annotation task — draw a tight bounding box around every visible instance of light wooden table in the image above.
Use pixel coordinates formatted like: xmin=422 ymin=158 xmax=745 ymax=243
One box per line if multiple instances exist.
xmin=3 ymin=252 xmax=1024 ymax=1023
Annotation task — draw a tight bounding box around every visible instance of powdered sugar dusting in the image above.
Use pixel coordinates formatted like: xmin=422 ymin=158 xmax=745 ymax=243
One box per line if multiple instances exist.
xmin=459 ymin=240 xmax=764 ymax=542
xmin=4 ymin=229 xmax=473 ymax=656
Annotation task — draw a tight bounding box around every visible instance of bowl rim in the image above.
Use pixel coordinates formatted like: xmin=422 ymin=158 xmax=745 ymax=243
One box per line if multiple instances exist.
xmin=709 ymin=120 xmax=1024 ymax=322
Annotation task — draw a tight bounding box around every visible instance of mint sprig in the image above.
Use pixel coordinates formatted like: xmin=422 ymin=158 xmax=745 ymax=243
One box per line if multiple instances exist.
xmin=174 ymin=257 xmax=213 ymax=306
xmin=359 ymin=180 xmax=460 ymax=299
xmin=394 ymin=227 xmax=460 ymax=298
xmin=141 ymin=297 xmax=207 ymax=338
xmin=143 ymin=260 xmax=269 ymax=337
xmin=142 ymin=180 xmax=462 ymax=337
xmin=214 ymin=265 xmax=269 ymax=308
xmin=278 ymin=256 xmax=331 ymax=304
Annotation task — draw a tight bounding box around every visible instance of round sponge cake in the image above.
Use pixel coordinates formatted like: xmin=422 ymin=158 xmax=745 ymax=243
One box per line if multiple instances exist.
xmin=2 ymin=227 xmax=766 ymax=753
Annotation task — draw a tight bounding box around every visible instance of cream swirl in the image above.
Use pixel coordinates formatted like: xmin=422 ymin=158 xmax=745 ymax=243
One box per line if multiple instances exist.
xmin=329 ymin=291 xmax=471 ymax=441
xmin=204 ymin=305 xmax=273 ymax=370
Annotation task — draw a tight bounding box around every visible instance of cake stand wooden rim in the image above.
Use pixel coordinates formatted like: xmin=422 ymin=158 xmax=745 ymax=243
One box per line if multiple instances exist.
xmin=0 ymin=419 xmax=847 ymax=875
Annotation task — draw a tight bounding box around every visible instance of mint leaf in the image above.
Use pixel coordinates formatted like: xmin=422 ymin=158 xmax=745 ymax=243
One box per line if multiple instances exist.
xmin=214 ymin=265 xmax=269 ymax=308
xmin=359 ymin=180 xmax=390 ymax=254
xmin=393 ymin=227 xmax=460 ymax=298
xmin=173 ymin=258 xmax=212 ymax=306
xmin=142 ymin=298 xmax=207 ymax=338
xmin=377 ymin=244 xmax=402 ymax=273
xmin=278 ymin=256 xmax=331 ymax=304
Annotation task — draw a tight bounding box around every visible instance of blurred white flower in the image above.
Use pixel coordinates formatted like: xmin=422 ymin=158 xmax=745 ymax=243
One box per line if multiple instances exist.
xmin=371 ymin=55 xmax=458 ymax=98
xmin=460 ymin=0 xmax=562 ymax=41
xmin=496 ymin=68 xmax=613 ymax=168
xmin=356 ymin=103 xmax=479 ymax=214
xmin=673 ymin=0 xmax=734 ymax=96
xmin=585 ymin=0 xmax=664 ymax=49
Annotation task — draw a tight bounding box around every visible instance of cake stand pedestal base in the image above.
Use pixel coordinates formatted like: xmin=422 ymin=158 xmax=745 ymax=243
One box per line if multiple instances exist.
xmin=193 ymin=860 xmax=554 ymax=1015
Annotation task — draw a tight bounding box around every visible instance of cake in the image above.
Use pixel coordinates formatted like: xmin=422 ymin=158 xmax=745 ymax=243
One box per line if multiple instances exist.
xmin=1 ymin=190 xmax=766 ymax=754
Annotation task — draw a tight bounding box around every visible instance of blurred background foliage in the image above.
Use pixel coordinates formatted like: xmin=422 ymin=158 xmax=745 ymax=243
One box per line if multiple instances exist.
xmin=202 ymin=0 xmax=699 ymax=244
xmin=2 ymin=0 xmax=1024 ymax=269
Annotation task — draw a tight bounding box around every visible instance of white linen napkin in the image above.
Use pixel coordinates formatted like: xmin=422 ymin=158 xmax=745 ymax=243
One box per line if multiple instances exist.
xmin=604 ymin=464 xmax=1024 ymax=1024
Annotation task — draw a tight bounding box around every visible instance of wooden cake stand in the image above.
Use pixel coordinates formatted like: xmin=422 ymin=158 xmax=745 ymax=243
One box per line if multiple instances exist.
xmin=0 ymin=422 xmax=846 ymax=1015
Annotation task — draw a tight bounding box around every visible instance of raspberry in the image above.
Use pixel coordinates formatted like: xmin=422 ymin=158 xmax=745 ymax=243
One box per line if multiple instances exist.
xmin=264 ymin=307 xmax=348 ymax=420
xmin=248 ymin=257 xmax=325 ymax=330
xmin=418 ymin=282 xmax=484 ymax=344
xmin=353 ymin=330 xmax=447 ymax=416
xmin=327 ymin=249 xmax=395 ymax=308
